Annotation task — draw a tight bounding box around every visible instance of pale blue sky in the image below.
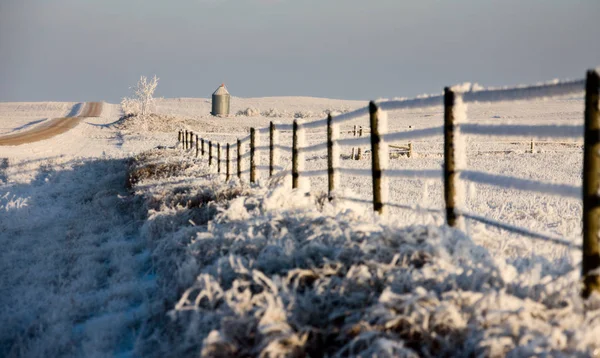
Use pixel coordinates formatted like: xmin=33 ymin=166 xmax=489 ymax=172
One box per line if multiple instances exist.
xmin=0 ymin=0 xmax=598 ymax=102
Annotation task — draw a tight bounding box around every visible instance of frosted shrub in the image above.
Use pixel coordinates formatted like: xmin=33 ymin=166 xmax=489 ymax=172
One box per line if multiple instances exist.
xmin=120 ymin=97 xmax=141 ymax=116
xmin=293 ymin=110 xmax=313 ymax=119
xmin=236 ymin=107 xmax=260 ymax=117
xmin=121 ymin=75 xmax=159 ymax=116
xmin=262 ymin=108 xmax=285 ymax=118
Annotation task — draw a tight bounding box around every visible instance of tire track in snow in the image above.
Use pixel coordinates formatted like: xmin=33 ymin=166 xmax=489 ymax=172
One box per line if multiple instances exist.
xmin=0 ymin=102 xmax=103 ymax=146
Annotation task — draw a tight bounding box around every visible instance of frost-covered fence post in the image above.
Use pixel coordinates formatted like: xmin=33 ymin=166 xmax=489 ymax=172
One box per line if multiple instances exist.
xmin=357 ymin=126 xmax=363 ymax=160
xmin=237 ymin=138 xmax=242 ymax=180
xmin=269 ymin=122 xmax=279 ymax=177
xmin=530 ymin=139 xmax=535 ymax=154
xmin=226 ymin=143 xmax=231 ymax=181
xmin=327 ymin=113 xmax=340 ymax=199
xmin=583 ymin=69 xmax=600 ymax=298
xmin=195 ymin=135 xmax=199 ymax=158
xmin=292 ymin=121 xmax=299 ymax=188
xmin=217 ymin=143 xmax=221 ymax=174
xmin=292 ymin=120 xmax=307 ymax=189
xmin=369 ymin=102 xmax=388 ymax=215
xmin=444 ymin=87 xmax=465 ymax=228
xmin=352 ymin=125 xmax=357 ymax=159
xmin=250 ymin=128 xmax=257 ymax=183
xmin=189 ymin=132 xmax=194 ymax=152
xmin=201 ymin=138 xmax=205 ymax=156
xmin=208 ymin=140 xmax=213 ymax=167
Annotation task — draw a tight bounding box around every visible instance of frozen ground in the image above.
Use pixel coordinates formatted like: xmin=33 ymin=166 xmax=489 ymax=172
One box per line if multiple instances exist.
xmin=0 ymin=95 xmax=597 ymax=357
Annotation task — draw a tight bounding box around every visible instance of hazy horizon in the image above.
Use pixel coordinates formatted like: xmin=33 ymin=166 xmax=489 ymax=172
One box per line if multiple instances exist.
xmin=1 ymin=0 xmax=599 ymax=103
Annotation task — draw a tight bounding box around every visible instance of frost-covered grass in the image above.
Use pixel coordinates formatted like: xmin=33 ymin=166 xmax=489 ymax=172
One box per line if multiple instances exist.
xmin=0 ymin=158 xmax=161 ymax=357
xmin=130 ymin=145 xmax=600 ymax=357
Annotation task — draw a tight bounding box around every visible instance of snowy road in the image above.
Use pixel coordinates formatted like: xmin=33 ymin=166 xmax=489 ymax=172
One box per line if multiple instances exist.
xmin=0 ymin=102 xmax=103 ymax=146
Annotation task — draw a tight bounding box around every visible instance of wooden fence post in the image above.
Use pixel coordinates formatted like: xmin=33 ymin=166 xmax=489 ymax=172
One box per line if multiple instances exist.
xmin=250 ymin=128 xmax=257 ymax=183
xmin=369 ymin=102 xmax=388 ymax=215
xmin=217 ymin=143 xmax=221 ymax=174
xmin=201 ymin=138 xmax=205 ymax=156
xmin=237 ymin=138 xmax=242 ymax=180
xmin=185 ymin=130 xmax=188 ymax=149
xmin=292 ymin=121 xmax=300 ymax=189
xmin=583 ymin=69 xmax=600 ymax=298
xmin=226 ymin=143 xmax=231 ymax=181
xmin=444 ymin=87 xmax=464 ymax=228
xmin=190 ymin=132 xmax=194 ymax=151
xmin=269 ymin=122 xmax=279 ymax=177
xmin=351 ymin=125 xmax=357 ymax=159
xmin=178 ymin=130 xmax=182 ymax=143
xmin=327 ymin=113 xmax=340 ymax=199
xmin=408 ymin=142 xmax=413 ymax=158
xmin=357 ymin=126 xmax=363 ymax=160
xmin=209 ymin=141 xmax=213 ymax=166
xmin=196 ymin=135 xmax=199 ymax=157
xmin=530 ymin=139 xmax=535 ymax=154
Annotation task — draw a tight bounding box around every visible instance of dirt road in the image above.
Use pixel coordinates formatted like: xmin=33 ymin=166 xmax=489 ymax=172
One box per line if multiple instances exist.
xmin=0 ymin=102 xmax=103 ymax=146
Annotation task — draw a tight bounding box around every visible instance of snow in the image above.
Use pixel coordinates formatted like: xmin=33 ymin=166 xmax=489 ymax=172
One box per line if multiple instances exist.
xmin=458 ymin=210 xmax=581 ymax=250
xmin=460 ymin=169 xmax=581 ymax=199
xmin=382 ymin=126 xmax=444 ymax=143
xmin=461 ymin=123 xmax=584 ymax=138
xmin=378 ymin=94 xmax=444 ymax=111
xmin=1 ymin=93 xmax=599 ymax=357
xmin=462 ymin=78 xmax=585 ymax=103
xmin=386 ymin=169 xmax=443 ymax=179
xmin=337 ymin=135 xmax=372 ymax=147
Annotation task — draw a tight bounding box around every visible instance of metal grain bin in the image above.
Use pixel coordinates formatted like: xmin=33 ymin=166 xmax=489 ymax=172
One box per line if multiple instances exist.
xmin=212 ymin=83 xmax=230 ymax=116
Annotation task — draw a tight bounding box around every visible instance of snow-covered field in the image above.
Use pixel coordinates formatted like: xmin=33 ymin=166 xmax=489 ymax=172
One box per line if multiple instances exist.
xmin=1 ymin=94 xmax=598 ymax=357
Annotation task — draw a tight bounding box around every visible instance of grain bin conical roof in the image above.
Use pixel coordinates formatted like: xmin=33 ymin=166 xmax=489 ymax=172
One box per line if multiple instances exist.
xmin=213 ymin=83 xmax=229 ymax=96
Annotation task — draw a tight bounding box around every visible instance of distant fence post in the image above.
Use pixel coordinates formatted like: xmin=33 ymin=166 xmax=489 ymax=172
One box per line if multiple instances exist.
xmin=583 ymin=69 xmax=600 ymax=298
xmin=408 ymin=142 xmax=413 ymax=158
xmin=208 ymin=141 xmax=213 ymax=166
xmin=237 ymin=138 xmax=242 ymax=180
xmin=217 ymin=143 xmax=221 ymax=174
xmin=292 ymin=121 xmax=300 ymax=188
xmin=369 ymin=102 xmax=388 ymax=215
xmin=201 ymin=138 xmax=205 ymax=156
xmin=178 ymin=130 xmax=182 ymax=143
xmin=226 ymin=143 xmax=231 ymax=181
xmin=352 ymin=125 xmax=357 ymax=159
xmin=357 ymin=126 xmax=363 ymax=160
xmin=327 ymin=113 xmax=340 ymax=199
xmin=195 ymin=135 xmax=199 ymax=157
xmin=250 ymin=128 xmax=257 ymax=183
xmin=185 ymin=130 xmax=188 ymax=149
xmin=189 ymin=132 xmax=194 ymax=151
xmin=269 ymin=122 xmax=279 ymax=177
xmin=444 ymin=87 xmax=464 ymax=228
xmin=530 ymin=139 xmax=535 ymax=154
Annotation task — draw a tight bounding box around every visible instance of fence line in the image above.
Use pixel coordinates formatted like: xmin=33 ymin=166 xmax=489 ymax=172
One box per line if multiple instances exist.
xmin=178 ymin=69 xmax=600 ymax=297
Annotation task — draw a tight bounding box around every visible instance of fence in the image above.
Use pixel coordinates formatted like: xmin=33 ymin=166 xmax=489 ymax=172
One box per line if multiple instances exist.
xmin=177 ymin=69 xmax=600 ymax=297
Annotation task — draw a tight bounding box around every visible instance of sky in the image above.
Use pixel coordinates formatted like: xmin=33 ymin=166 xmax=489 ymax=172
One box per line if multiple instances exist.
xmin=0 ymin=0 xmax=599 ymax=103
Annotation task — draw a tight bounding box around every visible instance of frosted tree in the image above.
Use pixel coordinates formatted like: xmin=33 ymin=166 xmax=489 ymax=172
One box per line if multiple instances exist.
xmin=122 ymin=75 xmax=159 ymax=116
